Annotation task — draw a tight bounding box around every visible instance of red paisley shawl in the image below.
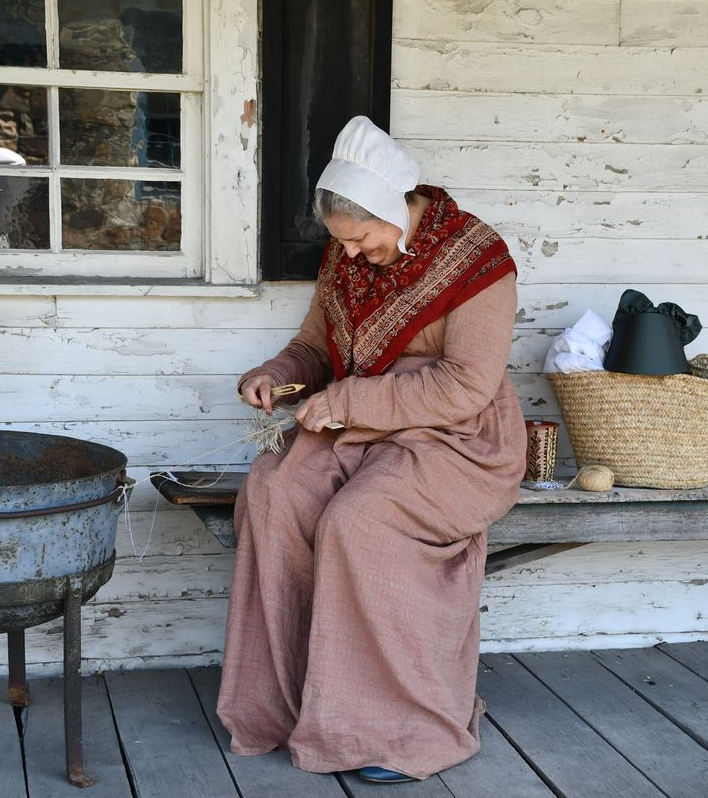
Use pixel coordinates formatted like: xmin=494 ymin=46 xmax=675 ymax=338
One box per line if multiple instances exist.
xmin=318 ymin=185 xmax=517 ymax=379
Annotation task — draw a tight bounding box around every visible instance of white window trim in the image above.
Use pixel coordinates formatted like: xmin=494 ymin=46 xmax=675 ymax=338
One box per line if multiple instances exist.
xmin=0 ymin=0 xmax=260 ymax=297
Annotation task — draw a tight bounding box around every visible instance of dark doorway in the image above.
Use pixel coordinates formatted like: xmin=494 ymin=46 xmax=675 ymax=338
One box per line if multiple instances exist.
xmin=260 ymin=0 xmax=393 ymax=280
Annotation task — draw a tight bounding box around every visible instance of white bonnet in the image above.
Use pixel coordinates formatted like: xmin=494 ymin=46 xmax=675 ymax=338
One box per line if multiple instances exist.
xmin=316 ymin=116 xmax=420 ymax=254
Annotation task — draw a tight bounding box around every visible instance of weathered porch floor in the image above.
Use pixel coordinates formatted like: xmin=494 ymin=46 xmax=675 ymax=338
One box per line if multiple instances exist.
xmin=2 ymin=642 xmax=707 ymax=798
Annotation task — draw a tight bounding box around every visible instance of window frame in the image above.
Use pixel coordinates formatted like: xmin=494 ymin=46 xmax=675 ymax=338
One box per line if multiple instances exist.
xmin=0 ymin=0 xmax=259 ymax=293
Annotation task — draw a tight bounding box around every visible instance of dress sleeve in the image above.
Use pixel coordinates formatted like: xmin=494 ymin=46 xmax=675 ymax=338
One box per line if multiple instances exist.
xmin=325 ymin=272 xmax=517 ymax=431
xmin=238 ymin=281 xmax=333 ymax=399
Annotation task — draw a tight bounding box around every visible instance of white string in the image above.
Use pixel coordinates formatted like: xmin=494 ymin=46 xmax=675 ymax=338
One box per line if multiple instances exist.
xmin=118 ymin=484 xmax=161 ymax=562
xmin=117 ymin=437 xmax=251 ymax=561
xmin=116 ymin=406 xmax=298 ymax=561
xmin=128 ymin=436 xmax=252 ymax=489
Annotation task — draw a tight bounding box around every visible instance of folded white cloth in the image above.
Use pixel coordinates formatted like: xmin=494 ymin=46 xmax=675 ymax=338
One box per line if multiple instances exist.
xmin=544 ymin=309 xmax=613 ymax=373
xmin=0 ymin=147 xmax=26 ymax=166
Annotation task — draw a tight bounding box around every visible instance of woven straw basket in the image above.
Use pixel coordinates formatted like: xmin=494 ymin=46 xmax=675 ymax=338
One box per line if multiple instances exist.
xmin=691 ymin=354 xmax=708 ymax=380
xmin=546 ymin=370 xmax=708 ymax=489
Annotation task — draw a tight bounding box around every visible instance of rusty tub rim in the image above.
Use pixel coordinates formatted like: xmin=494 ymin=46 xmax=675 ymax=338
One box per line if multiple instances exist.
xmin=0 ymin=430 xmax=128 ymax=490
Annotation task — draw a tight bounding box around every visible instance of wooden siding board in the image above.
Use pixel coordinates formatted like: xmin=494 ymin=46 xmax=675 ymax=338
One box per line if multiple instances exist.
xmin=100 ymin=554 xmax=234 ymax=602
xmin=0 ymin=375 xmax=249 ymax=422
xmin=392 ymin=90 xmax=708 ymax=144
xmin=0 ymin=370 xmax=630 ymax=420
xmin=0 ymin=421 xmax=257 ymax=465
xmin=484 ymin=540 xmax=708 ymax=587
xmin=114 ymin=508 xmax=230 ymax=556
xmin=513 ymin=238 xmax=708 ymax=284
xmin=0 ymin=288 xmax=702 ymax=377
xmin=621 ymin=0 xmax=708 ymax=47
xmin=452 ymin=190 xmax=708 ymax=241
xmin=39 ymin=599 xmax=227 ymax=664
xmin=393 ymin=0 xmax=620 ymax=45
xmin=405 ymin=140 xmax=708 ymax=192
xmin=478 ymin=654 xmax=667 ymax=798
xmin=22 ymin=676 xmax=132 ymax=798
xmin=0 ymin=327 xmax=292 ymax=375
xmin=516 ymin=650 xmax=708 ymax=798
xmin=53 ymin=283 xmax=315 ymax=329
xmin=513 ymin=284 xmax=708 ymax=332
xmin=0 ymin=296 xmax=57 ymax=327
xmin=2 ymin=570 xmax=706 ymax=675
xmin=392 ymin=40 xmax=708 ymax=96
xmin=481 ymin=581 xmax=708 ymax=643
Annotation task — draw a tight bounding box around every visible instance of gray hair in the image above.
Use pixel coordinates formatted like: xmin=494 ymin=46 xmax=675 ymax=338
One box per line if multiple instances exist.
xmin=312 ymin=188 xmax=416 ymax=224
xmin=312 ymin=189 xmax=375 ymax=224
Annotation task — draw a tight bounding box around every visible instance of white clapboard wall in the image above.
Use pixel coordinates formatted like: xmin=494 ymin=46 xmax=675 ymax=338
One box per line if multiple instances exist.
xmin=2 ymin=0 xmax=708 ymax=675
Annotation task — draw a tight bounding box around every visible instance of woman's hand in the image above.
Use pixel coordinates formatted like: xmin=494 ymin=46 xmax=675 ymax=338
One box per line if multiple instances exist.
xmin=294 ymin=390 xmax=336 ymax=432
xmin=240 ymin=375 xmax=277 ymax=414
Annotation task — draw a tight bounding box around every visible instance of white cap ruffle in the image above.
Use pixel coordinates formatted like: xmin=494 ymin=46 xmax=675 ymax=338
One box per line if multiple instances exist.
xmin=316 ymin=116 xmax=420 ymax=254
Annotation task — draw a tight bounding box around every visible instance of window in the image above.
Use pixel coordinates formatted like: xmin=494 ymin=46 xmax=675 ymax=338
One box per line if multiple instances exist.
xmin=0 ymin=0 xmax=258 ymax=289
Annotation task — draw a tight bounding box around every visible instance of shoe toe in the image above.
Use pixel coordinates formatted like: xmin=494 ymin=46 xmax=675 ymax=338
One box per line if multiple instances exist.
xmin=359 ymin=766 xmax=414 ymax=783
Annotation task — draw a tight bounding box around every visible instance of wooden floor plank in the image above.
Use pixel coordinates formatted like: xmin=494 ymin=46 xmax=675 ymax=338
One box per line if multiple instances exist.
xmin=0 ymin=680 xmax=26 ymax=798
xmin=658 ymin=641 xmax=708 ymax=680
xmin=518 ymin=650 xmax=708 ymax=798
xmin=189 ymin=668 xmax=347 ymax=798
xmin=438 ymin=716 xmax=555 ymax=798
xmin=592 ymin=647 xmax=708 ymax=748
xmin=22 ymin=675 xmax=131 ymax=798
xmin=479 ymin=653 xmax=666 ymax=798
xmin=105 ymin=669 xmax=238 ymax=798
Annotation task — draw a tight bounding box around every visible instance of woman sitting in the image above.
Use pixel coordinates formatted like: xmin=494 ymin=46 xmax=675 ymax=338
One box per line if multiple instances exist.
xmin=217 ymin=115 xmax=526 ymax=783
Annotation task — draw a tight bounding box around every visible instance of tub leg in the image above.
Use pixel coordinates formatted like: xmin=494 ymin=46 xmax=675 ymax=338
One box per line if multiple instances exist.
xmin=7 ymin=629 xmax=31 ymax=708
xmin=64 ymin=576 xmax=94 ymax=788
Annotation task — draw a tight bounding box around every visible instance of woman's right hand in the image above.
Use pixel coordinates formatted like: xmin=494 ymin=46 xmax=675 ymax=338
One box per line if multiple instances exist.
xmin=240 ymin=375 xmax=278 ymax=414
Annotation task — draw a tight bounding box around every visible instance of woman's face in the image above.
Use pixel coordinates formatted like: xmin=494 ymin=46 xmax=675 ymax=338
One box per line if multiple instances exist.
xmin=324 ymin=214 xmax=402 ymax=267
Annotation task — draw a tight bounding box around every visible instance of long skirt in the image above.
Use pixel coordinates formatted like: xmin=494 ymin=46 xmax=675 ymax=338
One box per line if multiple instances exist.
xmin=217 ymin=424 xmax=517 ymax=780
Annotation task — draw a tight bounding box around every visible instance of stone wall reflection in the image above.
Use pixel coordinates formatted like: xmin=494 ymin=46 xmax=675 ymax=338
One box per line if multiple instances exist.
xmin=1 ymin=11 xmax=182 ymax=252
xmin=62 ymin=180 xmax=181 ymax=251
xmin=0 ymin=86 xmax=48 ymax=164
xmin=61 ymin=17 xmax=181 ymax=251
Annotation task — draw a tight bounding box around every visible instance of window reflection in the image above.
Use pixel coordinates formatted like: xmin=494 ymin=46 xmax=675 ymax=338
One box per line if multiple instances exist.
xmin=62 ymin=179 xmax=181 ymax=251
xmin=0 ymin=177 xmax=50 ymax=249
xmin=59 ymin=89 xmax=180 ymax=168
xmin=0 ymin=0 xmax=47 ymax=67
xmin=58 ymin=0 xmax=183 ymax=73
xmin=0 ymin=86 xmax=49 ymax=165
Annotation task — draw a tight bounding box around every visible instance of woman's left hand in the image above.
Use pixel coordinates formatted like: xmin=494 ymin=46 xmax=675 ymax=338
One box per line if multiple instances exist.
xmin=294 ymin=390 xmax=337 ymax=432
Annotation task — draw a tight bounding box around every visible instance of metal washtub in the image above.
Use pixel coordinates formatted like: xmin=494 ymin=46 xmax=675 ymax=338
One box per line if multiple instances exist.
xmin=0 ymin=430 xmax=130 ymax=788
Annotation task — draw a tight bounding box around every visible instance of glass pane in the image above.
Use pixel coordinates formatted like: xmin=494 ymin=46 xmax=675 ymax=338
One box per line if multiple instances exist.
xmin=0 ymin=0 xmax=47 ymax=67
xmin=58 ymin=1 xmax=183 ymax=73
xmin=62 ymin=179 xmax=181 ymax=250
xmin=60 ymin=89 xmax=180 ymax=167
xmin=0 ymin=177 xmax=50 ymax=249
xmin=0 ymin=85 xmax=49 ymax=165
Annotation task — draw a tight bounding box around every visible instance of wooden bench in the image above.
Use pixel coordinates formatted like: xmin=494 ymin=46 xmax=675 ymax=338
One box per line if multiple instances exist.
xmin=150 ymin=472 xmax=708 ymax=573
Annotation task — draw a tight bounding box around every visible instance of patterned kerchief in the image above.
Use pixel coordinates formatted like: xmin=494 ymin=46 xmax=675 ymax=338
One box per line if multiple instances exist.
xmin=318 ymin=186 xmax=517 ymax=379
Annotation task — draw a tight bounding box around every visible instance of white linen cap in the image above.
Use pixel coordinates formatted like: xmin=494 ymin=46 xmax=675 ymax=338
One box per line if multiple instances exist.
xmin=316 ymin=116 xmax=420 ymax=254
